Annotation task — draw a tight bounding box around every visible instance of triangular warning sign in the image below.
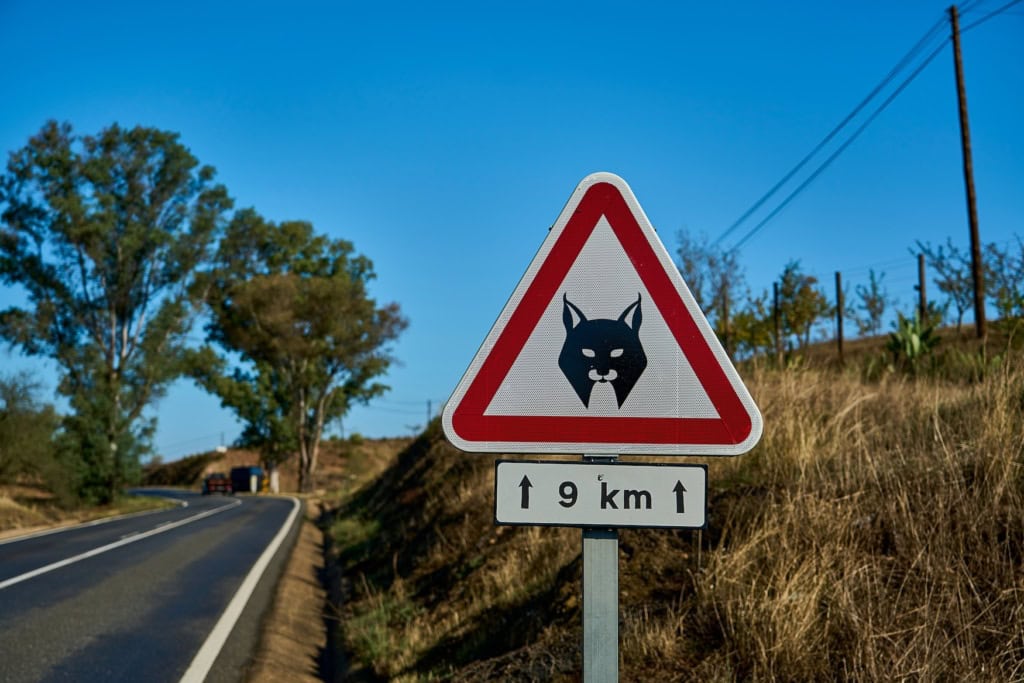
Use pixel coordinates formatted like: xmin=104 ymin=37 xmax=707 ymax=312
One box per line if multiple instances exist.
xmin=442 ymin=173 xmax=762 ymax=456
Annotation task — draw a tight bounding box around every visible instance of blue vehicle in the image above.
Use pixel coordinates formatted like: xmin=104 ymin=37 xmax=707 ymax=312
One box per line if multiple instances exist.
xmin=229 ymin=466 xmax=266 ymax=494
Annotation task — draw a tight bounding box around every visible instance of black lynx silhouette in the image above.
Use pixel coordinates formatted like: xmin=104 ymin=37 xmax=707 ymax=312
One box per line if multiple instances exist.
xmin=558 ymin=294 xmax=647 ymax=408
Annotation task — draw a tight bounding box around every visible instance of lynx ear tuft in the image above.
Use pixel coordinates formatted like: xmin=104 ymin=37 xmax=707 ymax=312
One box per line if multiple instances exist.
xmin=562 ymin=294 xmax=586 ymax=331
xmin=618 ymin=294 xmax=642 ymax=332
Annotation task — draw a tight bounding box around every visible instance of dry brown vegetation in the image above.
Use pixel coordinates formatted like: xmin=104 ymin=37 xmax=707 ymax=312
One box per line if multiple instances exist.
xmin=325 ymin=340 xmax=1024 ymax=681
xmin=0 ymin=485 xmax=175 ymax=538
xmin=140 ymin=436 xmax=413 ymax=495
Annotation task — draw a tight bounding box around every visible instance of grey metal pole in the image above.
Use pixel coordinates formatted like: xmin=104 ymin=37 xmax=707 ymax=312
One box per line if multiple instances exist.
xmin=583 ymin=454 xmax=618 ymax=682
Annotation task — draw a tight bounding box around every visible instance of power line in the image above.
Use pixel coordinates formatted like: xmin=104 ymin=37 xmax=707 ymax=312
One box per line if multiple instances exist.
xmin=958 ymin=0 xmax=990 ymax=14
xmin=728 ymin=0 xmax=1023 ymax=252
xmin=715 ymin=14 xmax=947 ymax=247
xmin=961 ymin=0 xmax=1024 ymax=30
xmin=375 ymin=397 xmax=425 ymax=406
xmin=157 ymin=431 xmax=224 ymax=450
xmin=359 ymin=405 xmax=425 ymax=415
xmin=841 ymin=257 xmax=918 ymax=275
xmin=729 ymin=38 xmax=949 ymax=251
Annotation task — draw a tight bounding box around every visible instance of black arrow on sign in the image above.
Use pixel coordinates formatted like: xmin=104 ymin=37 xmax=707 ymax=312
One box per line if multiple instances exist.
xmin=673 ymin=481 xmax=686 ymax=513
xmin=519 ymin=475 xmax=533 ymax=509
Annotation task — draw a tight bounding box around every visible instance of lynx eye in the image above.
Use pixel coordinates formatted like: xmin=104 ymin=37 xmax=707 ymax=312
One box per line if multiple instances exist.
xmin=610 ymin=348 xmax=624 ymax=358
xmin=581 ymin=348 xmax=596 ymax=358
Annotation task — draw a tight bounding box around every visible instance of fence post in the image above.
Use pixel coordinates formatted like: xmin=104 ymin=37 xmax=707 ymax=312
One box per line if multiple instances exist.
xmin=773 ymin=281 xmax=782 ymax=366
xmin=835 ymin=271 xmax=844 ymax=364
xmin=917 ymin=253 xmax=927 ymax=321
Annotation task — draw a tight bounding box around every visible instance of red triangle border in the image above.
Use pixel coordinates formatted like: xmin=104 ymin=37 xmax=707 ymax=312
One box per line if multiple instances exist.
xmin=448 ymin=177 xmax=759 ymax=452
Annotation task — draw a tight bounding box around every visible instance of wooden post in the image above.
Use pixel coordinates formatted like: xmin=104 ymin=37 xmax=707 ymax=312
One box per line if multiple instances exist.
xmin=773 ymin=281 xmax=782 ymax=366
xmin=835 ymin=271 xmax=844 ymax=364
xmin=950 ymin=4 xmax=986 ymax=338
xmin=918 ymin=253 xmax=927 ymax=321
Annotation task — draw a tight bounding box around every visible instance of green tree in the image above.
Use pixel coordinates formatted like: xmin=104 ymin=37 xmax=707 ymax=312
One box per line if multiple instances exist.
xmin=778 ymin=260 xmax=831 ymax=350
xmin=676 ymin=229 xmax=745 ymax=354
xmin=0 ymin=373 xmax=62 ymax=484
xmin=984 ymin=238 xmax=1024 ymax=320
xmin=192 ymin=210 xmax=407 ymax=492
xmin=916 ymin=238 xmax=973 ymax=334
xmin=731 ymin=289 xmax=775 ymax=359
xmin=854 ymin=269 xmax=891 ymax=337
xmin=0 ymin=121 xmax=231 ymax=502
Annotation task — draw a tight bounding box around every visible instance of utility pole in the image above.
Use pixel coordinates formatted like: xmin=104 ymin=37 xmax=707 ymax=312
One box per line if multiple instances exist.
xmin=427 ymin=399 xmax=432 ymax=426
xmin=949 ymin=4 xmax=986 ymax=339
xmin=835 ymin=271 xmax=844 ymax=364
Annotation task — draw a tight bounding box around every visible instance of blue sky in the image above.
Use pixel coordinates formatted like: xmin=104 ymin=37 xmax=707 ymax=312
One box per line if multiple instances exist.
xmin=1 ymin=1 xmax=1021 ymax=457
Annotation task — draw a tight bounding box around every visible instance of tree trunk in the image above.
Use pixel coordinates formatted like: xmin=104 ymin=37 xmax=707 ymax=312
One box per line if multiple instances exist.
xmin=298 ymin=431 xmax=322 ymax=493
xmin=297 ymin=441 xmax=313 ymax=493
xmin=296 ymin=387 xmax=313 ymax=493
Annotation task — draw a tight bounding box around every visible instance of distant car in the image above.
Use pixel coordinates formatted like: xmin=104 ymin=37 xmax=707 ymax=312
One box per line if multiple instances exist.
xmin=202 ymin=472 xmax=232 ymax=495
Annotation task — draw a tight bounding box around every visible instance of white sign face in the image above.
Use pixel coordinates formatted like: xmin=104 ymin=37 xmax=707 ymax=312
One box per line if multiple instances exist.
xmin=443 ymin=172 xmax=762 ymax=456
xmin=494 ymin=460 xmax=707 ymax=529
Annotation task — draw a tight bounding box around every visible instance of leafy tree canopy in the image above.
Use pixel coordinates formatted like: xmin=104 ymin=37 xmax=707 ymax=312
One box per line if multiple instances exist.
xmin=676 ymin=229 xmax=745 ymax=353
xmin=854 ymin=269 xmax=891 ymax=337
xmin=916 ymin=238 xmax=974 ymax=334
xmin=191 ymin=209 xmax=407 ymax=491
xmin=0 ymin=121 xmax=232 ymax=502
xmin=778 ymin=260 xmax=831 ymax=350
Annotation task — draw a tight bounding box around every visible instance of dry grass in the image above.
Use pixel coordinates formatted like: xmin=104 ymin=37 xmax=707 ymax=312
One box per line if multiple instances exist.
xmin=326 ymin=427 xmax=581 ymax=680
xmin=0 ymin=485 xmax=176 ymax=538
xmin=681 ymin=360 xmax=1024 ymax=682
xmin=326 ymin=353 xmax=1024 ymax=681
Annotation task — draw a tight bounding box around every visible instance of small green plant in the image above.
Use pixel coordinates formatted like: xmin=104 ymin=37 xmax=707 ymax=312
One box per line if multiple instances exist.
xmin=886 ymin=312 xmax=938 ymax=372
xmin=935 ymin=347 xmax=1003 ymax=383
xmin=329 ymin=515 xmax=381 ymax=563
xmin=347 ymin=575 xmax=424 ymax=676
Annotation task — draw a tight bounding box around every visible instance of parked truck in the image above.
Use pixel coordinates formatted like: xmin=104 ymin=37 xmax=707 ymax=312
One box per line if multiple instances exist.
xmin=229 ymin=466 xmax=267 ymax=494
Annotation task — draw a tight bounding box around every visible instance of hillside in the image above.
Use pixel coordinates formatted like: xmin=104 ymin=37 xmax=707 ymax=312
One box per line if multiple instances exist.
xmin=324 ymin=342 xmax=1024 ymax=681
xmin=141 ymin=437 xmax=412 ymax=494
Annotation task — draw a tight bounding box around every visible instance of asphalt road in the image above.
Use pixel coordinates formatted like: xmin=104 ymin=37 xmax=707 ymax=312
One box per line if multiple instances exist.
xmin=0 ymin=490 xmax=301 ymax=683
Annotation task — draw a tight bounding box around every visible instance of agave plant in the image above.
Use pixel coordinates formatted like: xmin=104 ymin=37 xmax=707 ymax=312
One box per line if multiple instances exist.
xmin=887 ymin=312 xmax=939 ymax=372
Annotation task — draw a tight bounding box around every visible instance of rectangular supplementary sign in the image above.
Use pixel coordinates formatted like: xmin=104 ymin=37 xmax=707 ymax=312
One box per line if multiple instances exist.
xmin=494 ymin=460 xmax=707 ymax=529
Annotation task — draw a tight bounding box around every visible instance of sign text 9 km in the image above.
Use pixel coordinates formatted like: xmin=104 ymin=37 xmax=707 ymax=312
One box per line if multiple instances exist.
xmin=494 ymin=461 xmax=707 ymax=529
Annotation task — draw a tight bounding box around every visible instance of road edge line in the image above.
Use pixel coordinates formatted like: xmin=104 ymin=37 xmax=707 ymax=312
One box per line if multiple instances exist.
xmin=0 ymin=499 xmax=241 ymax=590
xmin=178 ymin=496 xmax=302 ymax=683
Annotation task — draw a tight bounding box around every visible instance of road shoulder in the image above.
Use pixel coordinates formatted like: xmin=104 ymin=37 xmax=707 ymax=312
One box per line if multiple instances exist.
xmin=247 ymin=501 xmax=330 ymax=683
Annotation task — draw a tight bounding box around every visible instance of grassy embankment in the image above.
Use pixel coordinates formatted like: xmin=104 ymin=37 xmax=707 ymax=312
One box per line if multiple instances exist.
xmin=325 ymin=329 xmax=1023 ymax=680
xmin=0 ymin=488 xmax=177 ymax=537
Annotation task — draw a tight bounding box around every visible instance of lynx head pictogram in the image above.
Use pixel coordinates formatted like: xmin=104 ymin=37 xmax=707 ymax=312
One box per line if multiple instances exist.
xmin=557 ymin=293 xmax=647 ymax=408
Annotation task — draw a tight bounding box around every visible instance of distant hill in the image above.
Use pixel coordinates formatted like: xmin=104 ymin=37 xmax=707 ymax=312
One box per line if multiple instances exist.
xmin=142 ymin=437 xmax=413 ymax=494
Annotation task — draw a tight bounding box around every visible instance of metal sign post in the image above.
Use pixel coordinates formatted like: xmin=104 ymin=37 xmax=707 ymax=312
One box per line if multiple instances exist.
xmin=492 ymin=456 xmax=709 ymax=682
xmin=583 ymin=454 xmax=617 ymax=682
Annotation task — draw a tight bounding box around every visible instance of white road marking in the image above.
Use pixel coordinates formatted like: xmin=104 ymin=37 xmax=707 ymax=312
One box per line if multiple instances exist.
xmin=179 ymin=497 xmax=301 ymax=683
xmin=0 ymin=494 xmax=188 ymax=547
xmin=0 ymin=499 xmax=241 ymax=591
